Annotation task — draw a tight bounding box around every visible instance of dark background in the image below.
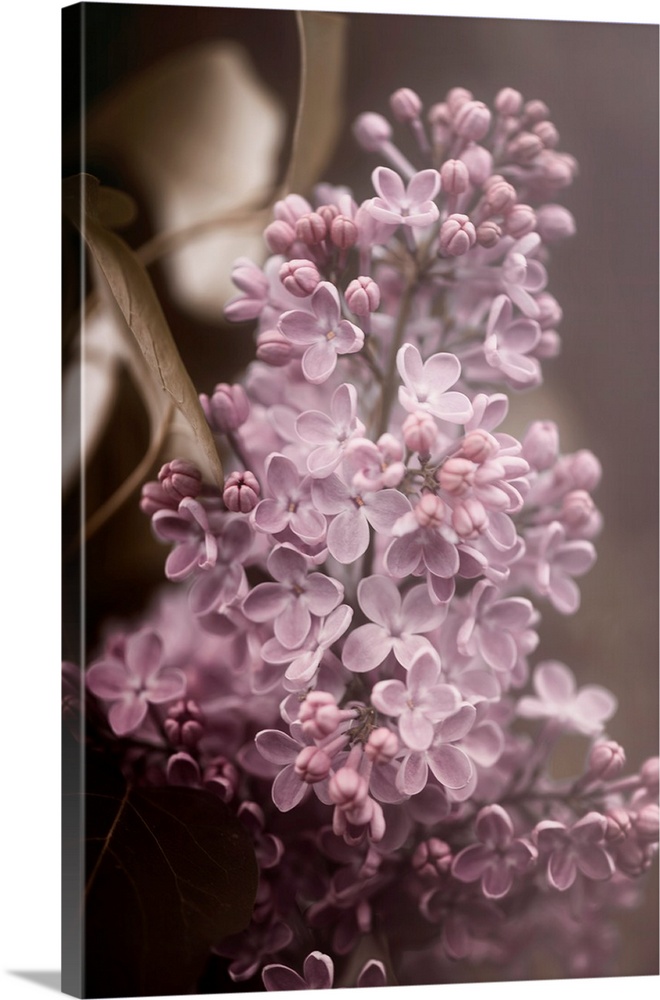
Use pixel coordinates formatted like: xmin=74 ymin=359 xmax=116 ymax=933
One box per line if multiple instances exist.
xmin=62 ymin=2 xmax=658 ymax=982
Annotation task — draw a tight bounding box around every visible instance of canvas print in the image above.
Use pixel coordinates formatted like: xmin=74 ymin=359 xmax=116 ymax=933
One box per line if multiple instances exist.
xmin=61 ymin=4 xmax=659 ymax=997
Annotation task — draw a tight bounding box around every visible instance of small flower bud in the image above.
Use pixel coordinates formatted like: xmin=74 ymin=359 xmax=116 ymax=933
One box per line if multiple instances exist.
xmin=263 ymin=219 xmax=295 ymax=254
xmin=295 ymin=212 xmax=327 ymax=245
xmin=329 ymin=766 xmax=368 ymax=808
xmin=330 ymin=214 xmax=358 ymax=249
xmin=158 ymin=459 xmax=203 ymax=502
xmin=587 ymin=740 xmax=627 ymax=781
xmin=279 ymin=258 xmax=320 ymax=297
xmin=452 ymin=497 xmax=488 ymax=539
xmin=561 ymin=490 xmax=596 ymax=531
xmin=483 ymin=176 xmax=517 ymax=214
xmin=446 ymin=87 xmax=473 ymax=115
xmin=535 ymin=204 xmax=576 ymax=242
xmin=205 ymin=756 xmax=240 ymax=802
xmin=440 ymin=158 xmax=470 ymax=196
xmin=536 ymin=330 xmax=561 ymax=358
xmin=402 ymin=410 xmax=438 ymax=455
xmin=353 ymin=112 xmax=392 ymax=152
xmin=535 ymin=292 xmax=564 ymax=328
xmin=439 ymin=214 xmax=477 ymax=256
xmin=533 ymin=120 xmax=559 ymax=148
xmin=274 ymin=193 xmax=313 ymax=227
xmin=164 ymin=700 xmax=204 ymax=748
xmin=459 ymin=144 xmax=493 ymax=185
xmin=294 ymin=745 xmax=332 ymax=783
xmin=508 ymin=131 xmax=544 ymax=164
xmin=453 ymin=100 xmax=492 ymax=141
xmin=346 ymin=276 xmax=380 ymax=316
xmin=523 ymin=99 xmax=550 ymax=124
xmin=461 ymin=428 xmax=499 ymax=463
xmin=203 ymin=383 xmax=250 ymax=433
xmin=256 ymin=328 xmax=293 ymax=367
xmin=641 ymin=757 xmax=660 ymax=793
xmin=390 ymin=87 xmax=422 ymax=122
xmin=438 ymin=456 xmax=474 ymax=495
xmin=140 ymin=480 xmax=177 ymax=516
xmin=476 ymin=220 xmax=502 ymax=248
xmin=412 ymin=838 xmax=452 ymax=878
xmin=615 ymin=837 xmax=653 ymax=877
xmin=634 ymin=803 xmax=660 ymax=843
xmin=223 ymin=470 xmax=261 ymax=513
xmin=605 ymin=806 xmax=633 ymax=843
xmin=365 ymin=727 xmax=399 ymax=764
xmin=564 ymin=450 xmax=602 ymax=492
xmin=414 ymin=493 xmax=447 ymax=529
xmin=504 ymin=204 xmax=537 ymax=239
xmin=495 ymin=87 xmax=523 ymax=117
xmin=316 ymin=203 xmax=339 ymax=229
xmin=522 ymin=420 xmax=559 ymax=471
xmin=536 ymin=150 xmax=576 ymax=187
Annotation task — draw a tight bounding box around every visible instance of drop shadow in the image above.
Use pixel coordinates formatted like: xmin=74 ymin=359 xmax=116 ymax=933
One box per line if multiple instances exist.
xmin=9 ymin=971 xmax=61 ymax=993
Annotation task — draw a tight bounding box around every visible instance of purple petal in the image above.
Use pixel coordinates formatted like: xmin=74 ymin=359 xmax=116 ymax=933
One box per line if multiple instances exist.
xmin=384 ymin=533 xmax=424 ymax=577
xmin=108 ymin=696 xmax=148 ymax=736
xmin=302 ymin=952 xmax=334 ymax=990
xmin=372 ymin=166 xmax=406 ymax=205
xmin=253 ymin=498 xmax=290 ymax=535
xmin=461 ymin=721 xmax=504 ymax=767
xmin=243 ymin=583 xmax=289 ymax=623
xmin=357 ymin=960 xmax=387 ymax=989
xmin=452 ymin=843 xmax=492 ymax=883
xmin=399 ymin=707 xmax=435 ymax=751
xmin=262 ymin=965 xmax=307 ymax=991
xmin=305 ymin=574 xmax=343 ymax=615
xmin=302 ymin=340 xmax=337 ymax=385
xmin=296 ymin=409 xmax=335 ymax=445
xmin=255 ymin=729 xmax=300 ymax=765
xmin=279 ymin=309 xmax=322 ymax=345
xmin=266 ymin=453 xmax=301 ymax=496
xmin=547 ymin=848 xmax=577 ymax=891
xmin=312 ymin=473 xmax=350 ymax=514
xmin=422 ymin=532 xmax=460 ymax=579
xmin=576 ymin=844 xmax=615 ymax=881
xmin=357 ymin=574 xmax=400 ymax=627
xmin=407 ymin=168 xmax=441 ymax=204
xmin=401 ymin=585 xmax=446 ymax=633
xmin=482 ymin=863 xmax=514 ymax=899
xmin=342 ymin=623 xmax=391 ymax=673
xmin=436 ymin=703 xmax=477 ymax=742
xmin=86 ymin=661 xmax=128 ymax=700
xmin=427 ymin=743 xmax=473 ymax=789
xmin=310 ymin=281 xmax=341 ymax=328
xmin=272 ymin=764 xmax=308 ymax=812
xmin=424 ymin=352 xmax=461 ymax=393
xmin=477 ymin=627 xmax=517 ymax=673
xmin=396 ymin=751 xmax=428 ymax=796
xmin=371 ymin=678 xmax=407 ymax=715
xmin=534 ymin=660 xmax=575 ymax=704
xmin=147 ymin=668 xmax=186 ymax=703
xmin=326 ymin=506 xmax=369 ymax=563
xmin=365 ymin=488 xmax=412 ymax=533
xmin=475 ymin=804 xmax=513 ymax=848
xmin=276 ymin=600 xmax=312 ymax=650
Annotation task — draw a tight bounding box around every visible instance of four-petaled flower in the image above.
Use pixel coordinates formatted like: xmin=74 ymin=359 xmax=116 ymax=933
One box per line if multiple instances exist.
xmin=534 ymin=812 xmax=615 ymax=891
xmin=371 ymin=648 xmax=460 ymax=750
xmin=278 ymin=282 xmax=364 ymax=384
xmin=366 ymin=166 xmax=441 ymax=228
xmin=452 ymin=804 xmax=537 ymax=898
xmin=517 ymin=660 xmax=617 ymax=736
xmin=397 ymin=344 xmax=473 ymax=424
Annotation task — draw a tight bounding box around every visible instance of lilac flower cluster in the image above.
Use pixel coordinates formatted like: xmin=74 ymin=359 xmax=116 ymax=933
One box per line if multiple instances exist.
xmin=77 ymin=84 xmax=658 ymax=987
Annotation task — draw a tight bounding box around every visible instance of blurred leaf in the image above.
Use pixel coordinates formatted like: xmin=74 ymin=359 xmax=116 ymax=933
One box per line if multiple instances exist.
xmin=63 ymin=174 xmax=224 ymax=495
xmin=84 ymin=784 xmax=258 ymax=997
xmin=285 ymin=11 xmax=347 ymax=194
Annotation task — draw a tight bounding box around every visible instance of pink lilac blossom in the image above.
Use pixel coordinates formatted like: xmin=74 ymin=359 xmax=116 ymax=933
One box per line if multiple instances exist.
xmin=67 ymin=80 xmax=658 ymax=994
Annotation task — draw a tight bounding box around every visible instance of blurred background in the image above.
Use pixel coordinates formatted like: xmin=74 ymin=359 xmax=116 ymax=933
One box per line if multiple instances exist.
xmin=62 ymin=3 xmax=658 ymax=981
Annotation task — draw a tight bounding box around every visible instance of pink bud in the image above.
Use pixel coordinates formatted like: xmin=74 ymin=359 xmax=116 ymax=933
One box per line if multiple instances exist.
xmin=256 ymin=328 xmax=293 ymax=367
xmin=523 ymin=99 xmax=550 ymax=124
xmin=299 ymin=691 xmax=348 ymax=739
xmin=605 ymin=806 xmax=633 ymax=843
xmin=536 ymin=330 xmax=561 ymax=358
xmin=353 ymin=112 xmax=392 ymax=152
xmin=346 ymin=276 xmax=380 ymax=316
xmin=522 ymin=420 xmax=559 ymax=471
xmin=535 ymin=292 xmax=564 ymax=328
xmin=446 ymin=87 xmax=473 ymax=115
xmin=440 ymin=158 xmax=470 ymax=195
xmin=330 ymin=214 xmax=358 ymax=249
xmin=140 ymin=480 xmax=178 ymax=516
xmin=274 ymin=193 xmax=313 ymax=227
xmin=459 ymin=144 xmax=493 ymax=185
xmin=402 ymin=410 xmax=437 ymax=455
xmin=263 ymin=219 xmax=295 ymax=254
xmin=316 ymin=204 xmax=339 ymax=229
xmin=439 ymin=214 xmax=477 ymax=256
xmin=507 ymin=131 xmax=544 ymax=164
xmin=615 ymin=837 xmax=653 ymax=878
xmin=295 ymin=212 xmax=327 ymax=245
xmin=565 ymin=450 xmax=602 ymax=491
xmin=533 ymin=120 xmax=559 ymax=148
xmin=223 ymin=470 xmax=261 ymax=513
xmin=365 ymin=727 xmax=399 ymax=763
xmin=453 ymin=100 xmax=492 ymax=141
xmin=536 ymin=150 xmax=576 ymax=188
xmin=535 ymin=204 xmax=576 ymax=242
xmin=641 ymin=757 xmax=660 ymax=793
xmin=587 ymin=740 xmax=627 ymax=781
xmin=294 ymin=745 xmax=332 ymax=783
xmin=158 ymin=459 xmax=203 ymax=502
xmin=452 ymin=498 xmax=488 ymax=539
xmin=390 ymin=87 xmax=422 ymax=122
xmin=205 ymin=383 xmax=250 ymax=432
xmin=438 ymin=456 xmax=474 ymax=495
xmin=495 ymin=87 xmax=523 ymax=117
xmin=634 ymin=803 xmax=659 ymax=843
xmin=329 ymin=766 xmax=368 ymax=808
xmin=414 ymin=493 xmax=446 ymax=529
xmin=461 ymin=429 xmax=499 ymax=463
xmin=561 ymin=490 xmax=596 ymax=531
xmin=476 ymin=220 xmax=502 ymax=248
xmin=427 ymin=101 xmax=451 ymax=127
xmin=412 ymin=837 xmax=452 ymax=878
xmin=279 ymin=259 xmax=320 ymax=298
xmin=504 ymin=204 xmax=537 ymax=239
xmin=483 ymin=176 xmax=517 ymax=214
xmin=164 ymin=700 xmax=204 ymax=748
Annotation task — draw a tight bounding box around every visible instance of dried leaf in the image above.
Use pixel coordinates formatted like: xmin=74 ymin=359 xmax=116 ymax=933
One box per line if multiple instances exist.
xmin=83 ymin=783 xmax=258 ymax=997
xmin=285 ymin=11 xmax=348 ymax=195
xmin=63 ymin=174 xmax=224 ymax=491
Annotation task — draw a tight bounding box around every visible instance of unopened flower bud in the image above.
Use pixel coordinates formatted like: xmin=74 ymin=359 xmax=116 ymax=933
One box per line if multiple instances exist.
xmin=295 ymin=745 xmax=332 ymax=783
xmin=346 ymin=276 xmax=380 ymax=316
xmin=535 ymin=204 xmax=576 ymax=242
xmin=536 ymin=150 xmax=577 ymax=187
xmin=365 ymin=727 xmax=399 ymax=763
xmin=446 ymin=87 xmax=473 ymax=114
xmin=640 ymin=757 xmax=660 ymax=794
xmin=329 ymin=766 xmax=368 ymax=808
xmin=330 ymin=214 xmax=358 ymax=249
xmin=279 ymin=258 xmax=320 ymax=297
xmin=204 ymin=755 xmax=240 ymax=802
xmin=402 ymin=410 xmax=437 ymax=455
xmin=295 ymin=212 xmax=327 ymax=245
xmin=256 ymin=328 xmax=293 ymax=367
xmin=522 ymin=420 xmax=559 ymax=471
xmin=412 ymin=837 xmax=452 ymax=878
xmin=561 ymin=490 xmax=596 ymax=531
xmin=316 ymin=203 xmax=339 ymax=228
xmin=203 ymin=383 xmax=250 ymax=433
xmin=476 ymin=220 xmax=502 ymax=248
xmin=158 ymin=459 xmax=203 ymax=502
xmin=452 ymin=498 xmax=488 ymax=539
xmin=535 ymin=292 xmax=564 ymax=328
xmin=223 ymin=470 xmax=261 ymax=513
xmin=483 ymin=176 xmax=517 ymax=214
xmin=634 ymin=803 xmax=660 ymax=843
xmin=504 ymin=204 xmax=537 ymax=238
xmin=440 ymin=158 xmax=470 ymax=195
xmin=523 ymin=99 xmax=550 ymax=124
xmin=508 ymin=131 xmax=544 ymax=164
xmin=533 ymin=120 xmax=559 ymax=148
xmin=140 ymin=480 xmax=177 ymax=516
xmin=453 ymin=100 xmax=492 ymax=141
xmin=605 ymin=806 xmax=633 ymax=843
xmin=264 ymin=219 xmax=295 ymax=254
xmin=353 ymin=112 xmax=392 ymax=152
xmin=461 ymin=428 xmax=499 ymax=463
xmin=414 ymin=493 xmax=446 ymax=529
xmin=460 ymin=144 xmax=493 ymax=185
xmin=495 ymin=87 xmax=523 ymax=117
xmin=564 ymin=450 xmax=602 ymax=492
xmin=164 ymin=700 xmax=204 ymax=748
xmin=439 ymin=214 xmax=477 ymax=256
xmin=536 ymin=330 xmax=561 ymax=358
xmin=438 ymin=456 xmax=474 ymax=495
xmin=390 ymin=87 xmax=422 ymax=122
xmin=588 ymin=740 xmax=627 ymax=781
xmin=615 ymin=837 xmax=653 ymax=877
xmin=274 ymin=193 xmax=312 ymax=227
